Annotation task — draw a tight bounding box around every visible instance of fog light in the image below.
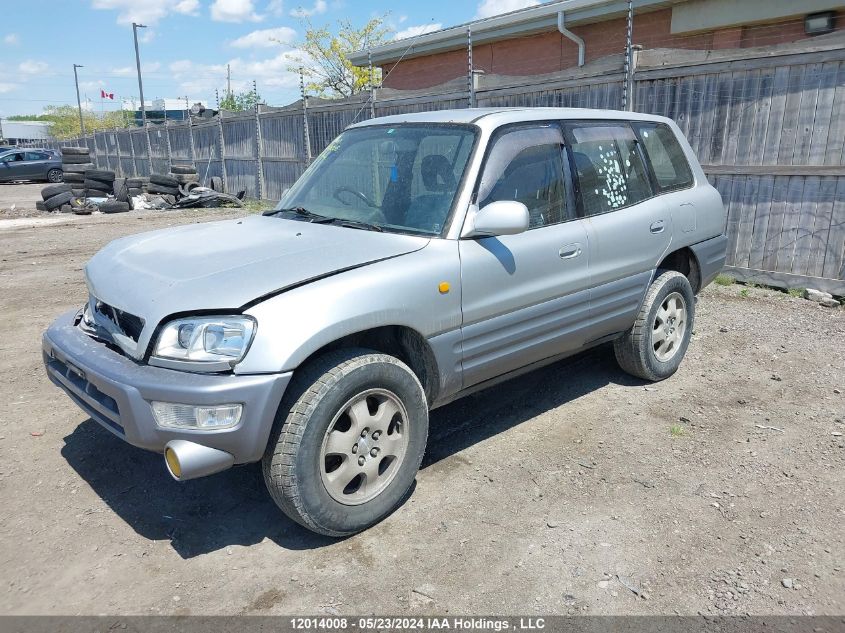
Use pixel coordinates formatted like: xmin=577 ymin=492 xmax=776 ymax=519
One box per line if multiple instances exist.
xmin=151 ymin=402 xmax=242 ymax=429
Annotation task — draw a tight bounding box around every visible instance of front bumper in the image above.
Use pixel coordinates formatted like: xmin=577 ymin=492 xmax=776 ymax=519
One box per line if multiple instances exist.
xmin=43 ymin=310 xmax=291 ymax=464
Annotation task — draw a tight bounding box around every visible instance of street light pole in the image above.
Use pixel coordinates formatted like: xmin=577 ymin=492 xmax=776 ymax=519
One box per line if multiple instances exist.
xmin=73 ymin=64 xmax=86 ymax=138
xmin=132 ymin=22 xmax=153 ymax=172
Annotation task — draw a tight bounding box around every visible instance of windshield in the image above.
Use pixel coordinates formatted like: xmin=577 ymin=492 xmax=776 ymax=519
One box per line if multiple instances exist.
xmin=276 ymin=124 xmax=477 ymax=235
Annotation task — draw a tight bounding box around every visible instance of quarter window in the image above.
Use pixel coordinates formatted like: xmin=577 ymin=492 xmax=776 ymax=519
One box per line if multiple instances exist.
xmin=566 ymin=123 xmax=652 ymax=217
xmin=477 ymin=126 xmax=569 ymax=228
xmin=633 ymin=122 xmax=693 ymax=191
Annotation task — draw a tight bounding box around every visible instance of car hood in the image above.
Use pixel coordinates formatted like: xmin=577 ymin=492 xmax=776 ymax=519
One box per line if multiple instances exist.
xmin=85 ymin=215 xmax=430 ymax=358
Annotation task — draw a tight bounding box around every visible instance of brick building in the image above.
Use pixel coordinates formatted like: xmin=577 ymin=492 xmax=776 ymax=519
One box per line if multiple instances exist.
xmin=351 ymin=0 xmax=844 ymax=90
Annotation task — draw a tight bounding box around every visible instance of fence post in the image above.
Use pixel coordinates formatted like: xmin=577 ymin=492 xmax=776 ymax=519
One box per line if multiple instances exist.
xmin=253 ymin=81 xmax=264 ymax=200
xmin=467 ymin=26 xmax=475 ymax=108
xmin=215 ymin=89 xmax=229 ymax=190
xmin=368 ymin=50 xmax=376 ymax=120
xmin=622 ymin=0 xmax=634 ymax=111
xmin=113 ymin=129 xmax=123 ymax=177
xmin=185 ymin=97 xmax=196 ymax=167
xmin=299 ymin=68 xmax=312 ymax=165
xmin=164 ymin=119 xmax=173 ymax=173
xmin=128 ymin=129 xmax=138 ymax=176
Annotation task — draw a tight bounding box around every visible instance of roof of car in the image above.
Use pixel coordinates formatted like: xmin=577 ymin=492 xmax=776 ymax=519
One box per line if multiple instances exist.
xmin=348 ymin=107 xmax=674 ymax=132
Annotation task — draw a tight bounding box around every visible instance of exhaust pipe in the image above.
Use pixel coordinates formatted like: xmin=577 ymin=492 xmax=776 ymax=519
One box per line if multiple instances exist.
xmin=164 ymin=440 xmax=234 ymax=481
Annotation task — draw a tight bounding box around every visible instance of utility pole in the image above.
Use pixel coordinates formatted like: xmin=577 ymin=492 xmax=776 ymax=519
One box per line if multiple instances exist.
xmin=132 ymin=22 xmax=153 ymax=172
xmin=73 ymin=64 xmax=86 ymax=137
xmin=299 ymin=68 xmax=311 ymax=164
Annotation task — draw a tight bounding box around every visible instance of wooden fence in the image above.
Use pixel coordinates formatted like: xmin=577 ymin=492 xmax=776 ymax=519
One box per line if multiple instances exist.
xmin=31 ymin=34 xmax=845 ymax=294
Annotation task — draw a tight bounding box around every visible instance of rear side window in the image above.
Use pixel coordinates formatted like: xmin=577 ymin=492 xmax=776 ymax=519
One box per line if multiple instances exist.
xmin=633 ymin=122 xmax=693 ymax=191
xmin=565 ymin=123 xmax=652 ymax=217
xmin=25 ymin=152 xmax=47 ymax=161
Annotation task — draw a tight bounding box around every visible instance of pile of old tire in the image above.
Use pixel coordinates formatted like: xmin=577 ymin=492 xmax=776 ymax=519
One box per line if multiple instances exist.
xmin=39 ymin=182 xmax=75 ymax=212
xmin=60 ymin=147 xmax=94 ymax=197
xmin=148 ymin=173 xmax=181 ymax=197
xmin=84 ymin=168 xmax=115 ymax=197
xmin=125 ymin=176 xmax=147 ymax=198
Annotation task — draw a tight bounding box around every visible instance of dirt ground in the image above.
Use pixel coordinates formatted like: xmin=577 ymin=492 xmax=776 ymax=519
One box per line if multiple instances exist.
xmin=0 ymin=185 xmax=842 ymax=617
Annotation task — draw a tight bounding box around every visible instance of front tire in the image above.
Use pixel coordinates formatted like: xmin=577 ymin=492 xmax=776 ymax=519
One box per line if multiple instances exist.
xmin=614 ymin=270 xmax=695 ymax=381
xmin=262 ymin=348 xmax=428 ymax=537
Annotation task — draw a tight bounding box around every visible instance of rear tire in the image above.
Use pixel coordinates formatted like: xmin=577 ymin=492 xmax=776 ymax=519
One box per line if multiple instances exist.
xmin=47 ymin=169 xmax=63 ymax=183
xmin=614 ymin=270 xmax=695 ymax=382
xmin=262 ymin=348 xmax=428 ymax=537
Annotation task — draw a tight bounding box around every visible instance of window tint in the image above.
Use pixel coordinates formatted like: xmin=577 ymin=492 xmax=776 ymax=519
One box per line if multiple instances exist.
xmin=478 ymin=126 xmax=568 ymax=228
xmin=25 ymin=152 xmax=46 ymax=161
xmin=566 ymin=123 xmax=652 ymax=216
xmin=633 ymin=123 xmax=693 ymax=191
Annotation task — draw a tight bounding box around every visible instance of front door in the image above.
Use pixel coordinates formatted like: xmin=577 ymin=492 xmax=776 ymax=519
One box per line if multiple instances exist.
xmin=459 ymin=123 xmax=592 ymax=388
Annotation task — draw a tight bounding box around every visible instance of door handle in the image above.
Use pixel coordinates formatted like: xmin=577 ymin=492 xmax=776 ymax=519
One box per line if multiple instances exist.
xmin=650 ymin=220 xmax=666 ymax=234
xmin=559 ymin=243 xmax=582 ymax=259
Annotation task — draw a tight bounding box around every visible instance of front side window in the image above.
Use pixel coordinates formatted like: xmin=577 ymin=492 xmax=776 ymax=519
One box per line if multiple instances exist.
xmin=477 ymin=125 xmax=568 ymax=228
xmin=566 ymin=123 xmax=652 ymax=217
xmin=277 ymin=124 xmax=477 ymax=235
xmin=632 ymin=122 xmax=693 ymax=192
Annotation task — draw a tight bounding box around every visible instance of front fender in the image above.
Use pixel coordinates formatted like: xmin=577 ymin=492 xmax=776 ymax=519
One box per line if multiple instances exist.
xmin=236 ymin=240 xmax=462 ymax=374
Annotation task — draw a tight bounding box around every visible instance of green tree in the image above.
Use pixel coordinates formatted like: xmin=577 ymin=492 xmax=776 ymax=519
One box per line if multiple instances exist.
xmin=293 ymin=16 xmax=390 ymax=98
xmin=16 ymin=105 xmax=134 ymax=139
xmin=219 ymin=89 xmax=262 ymax=111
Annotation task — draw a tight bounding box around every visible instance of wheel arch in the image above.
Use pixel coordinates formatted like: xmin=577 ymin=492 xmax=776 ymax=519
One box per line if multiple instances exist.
xmin=657 ymin=247 xmax=701 ymax=294
xmin=295 ymin=325 xmax=441 ymax=406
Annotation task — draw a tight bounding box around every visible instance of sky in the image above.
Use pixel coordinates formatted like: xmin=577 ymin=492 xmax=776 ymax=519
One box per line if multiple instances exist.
xmin=1 ymin=0 xmax=543 ymax=118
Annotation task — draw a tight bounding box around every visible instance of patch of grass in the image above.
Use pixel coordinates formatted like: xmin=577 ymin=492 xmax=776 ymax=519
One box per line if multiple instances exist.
xmin=669 ymin=424 xmax=686 ymax=438
xmin=714 ymin=274 xmax=736 ymax=286
xmin=739 ymin=288 xmax=750 ymax=298
xmin=241 ymin=198 xmax=273 ymax=214
xmin=787 ymin=287 xmax=805 ymax=298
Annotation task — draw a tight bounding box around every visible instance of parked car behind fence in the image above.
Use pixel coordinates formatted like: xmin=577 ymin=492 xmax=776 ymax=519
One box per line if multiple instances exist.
xmin=0 ymin=149 xmax=63 ymax=183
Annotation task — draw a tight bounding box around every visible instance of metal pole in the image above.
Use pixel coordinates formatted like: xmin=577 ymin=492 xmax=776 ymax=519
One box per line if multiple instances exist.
xmin=215 ymin=89 xmax=228 ymax=190
xmin=185 ymin=96 xmax=196 ymax=167
xmin=132 ymin=22 xmax=153 ymax=172
xmin=299 ymin=68 xmax=312 ymax=164
xmin=73 ymin=64 xmax=86 ymax=137
xmin=253 ymin=80 xmax=263 ymax=200
xmin=623 ymin=0 xmax=634 ymax=111
xmin=467 ymin=26 xmax=475 ymax=108
xmin=368 ymin=50 xmax=376 ymax=120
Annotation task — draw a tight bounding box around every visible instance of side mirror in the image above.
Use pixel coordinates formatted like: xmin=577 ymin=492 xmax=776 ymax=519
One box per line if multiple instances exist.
xmin=461 ymin=200 xmax=530 ymax=238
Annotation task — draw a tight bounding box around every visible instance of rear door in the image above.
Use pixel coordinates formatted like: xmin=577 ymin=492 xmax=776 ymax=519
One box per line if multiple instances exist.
xmin=564 ymin=121 xmax=671 ymax=336
xmin=24 ymin=152 xmax=49 ymax=179
xmin=458 ymin=123 xmax=592 ymax=387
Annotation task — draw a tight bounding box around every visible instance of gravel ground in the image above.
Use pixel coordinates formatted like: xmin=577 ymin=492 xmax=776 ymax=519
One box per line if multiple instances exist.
xmin=0 ymin=201 xmax=842 ymax=617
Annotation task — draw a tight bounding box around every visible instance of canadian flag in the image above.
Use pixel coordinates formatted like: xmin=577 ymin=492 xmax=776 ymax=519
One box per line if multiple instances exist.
xmin=100 ymin=89 xmax=114 ymax=100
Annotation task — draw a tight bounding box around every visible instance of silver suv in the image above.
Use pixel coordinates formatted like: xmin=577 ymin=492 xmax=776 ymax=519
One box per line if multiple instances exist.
xmin=43 ymin=108 xmax=727 ymax=536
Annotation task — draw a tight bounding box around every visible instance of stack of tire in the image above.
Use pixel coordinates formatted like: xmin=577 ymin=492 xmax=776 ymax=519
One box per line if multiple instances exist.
xmin=60 ymin=147 xmax=94 ymax=197
xmin=37 ymin=183 xmax=75 ymax=213
xmin=83 ymin=168 xmax=116 ymax=198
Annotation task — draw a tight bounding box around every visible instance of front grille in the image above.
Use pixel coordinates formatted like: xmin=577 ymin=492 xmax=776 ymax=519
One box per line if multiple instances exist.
xmin=95 ymin=300 xmax=144 ymax=342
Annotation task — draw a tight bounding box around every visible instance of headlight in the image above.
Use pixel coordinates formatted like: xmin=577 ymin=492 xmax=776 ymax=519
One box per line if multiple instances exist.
xmin=152 ymin=316 xmax=256 ymax=369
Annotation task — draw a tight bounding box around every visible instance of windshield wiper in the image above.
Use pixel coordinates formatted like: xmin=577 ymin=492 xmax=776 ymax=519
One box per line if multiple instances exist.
xmin=264 ymin=206 xmax=333 ymax=222
xmin=330 ymin=218 xmax=383 ymax=232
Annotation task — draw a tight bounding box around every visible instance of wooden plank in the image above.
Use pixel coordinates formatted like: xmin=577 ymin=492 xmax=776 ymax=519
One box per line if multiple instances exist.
xmin=808 ymin=61 xmax=839 ymax=165
xmin=735 ymin=69 xmax=761 ymax=166
xmin=724 ymin=175 xmax=747 ymax=266
xmin=709 ymin=74 xmax=732 ymax=165
xmin=699 ymin=73 xmax=720 ymax=165
xmin=748 ymin=67 xmax=774 ymax=166
xmin=777 ymin=65 xmax=805 ymax=166
xmin=821 ymin=177 xmax=845 ymax=281
xmin=774 ymin=175 xmax=808 ymax=273
xmin=761 ymin=66 xmax=790 ymax=166
xmin=734 ymin=175 xmax=760 ymax=269
xmin=723 ymin=265 xmax=845 ymax=295
xmin=762 ymin=176 xmax=791 ymax=272
xmin=687 ymin=73 xmax=707 ymax=161
xmin=722 ymin=71 xmax=746 ymax=166
xmin=635 ymin=46 xmax=845 ymax=81
xmin=791 ymin=175 xmax=822 ymax=275
xmin=675 ymin=75 xmax=693 ymax=138
xmin=808 ymin=176 xmax=838 ymax=278
xmin=703 ymin=165 xmax=845 ymax=176
xmin=825 ymin=62 xmax=845 ymax=166
xmin=747 ymin=175 xmax=776 ymax=270
xmin=792 ymin=63 xmax=823 ymax=166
